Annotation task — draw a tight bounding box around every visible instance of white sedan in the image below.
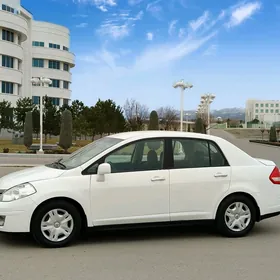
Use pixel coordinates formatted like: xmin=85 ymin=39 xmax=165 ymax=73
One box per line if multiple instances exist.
xmin=0 ymin=131 xmax=280 ymax=248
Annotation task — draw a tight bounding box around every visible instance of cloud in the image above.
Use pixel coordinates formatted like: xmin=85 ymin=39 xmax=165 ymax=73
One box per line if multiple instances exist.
xmin=146 ymin=0 xmax=163 ymax=20
xmin=189 ymin=11 xmax=210 ymax=31
xmin=128 ymin=0 xmax=144 ymax=5
xmin=146 ymin=32 xmax=154 ymax=40
xmin=76 ymin=22 xmax=88 ymax=28
xmin=226 ymin=1 xmax=262 ymax=28
xmin=168 ymin=20 xmax=178 ymax=35
xmin=203 ymin=44 xmax=217 ymax=56
xmin=73 ymin=0 xmax=117 ymax=11
xmin=96 ymin=10 xmax=143 ymax=39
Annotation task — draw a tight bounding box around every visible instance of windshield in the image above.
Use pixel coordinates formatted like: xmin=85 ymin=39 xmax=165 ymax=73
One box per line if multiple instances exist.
xmin=48 ymin=137 xmax=123 ymax=170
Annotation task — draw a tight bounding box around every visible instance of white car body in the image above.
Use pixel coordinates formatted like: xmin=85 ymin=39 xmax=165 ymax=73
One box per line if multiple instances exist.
xmin=0 ymin=131 xmax=280 ymax=246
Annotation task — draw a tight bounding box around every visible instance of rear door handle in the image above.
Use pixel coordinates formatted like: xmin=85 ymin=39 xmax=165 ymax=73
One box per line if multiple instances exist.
xmin=214 ymin=173 xmax=228 ymax=178
xmin=151 ymin=176 xmax=166 ymax=182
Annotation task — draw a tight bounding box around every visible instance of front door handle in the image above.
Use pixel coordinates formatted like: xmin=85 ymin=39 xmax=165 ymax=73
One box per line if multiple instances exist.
xmin=151 ymin=176 xmax=166 ymax=182
xmin=214 ymin=173 xmax=228 ymax=178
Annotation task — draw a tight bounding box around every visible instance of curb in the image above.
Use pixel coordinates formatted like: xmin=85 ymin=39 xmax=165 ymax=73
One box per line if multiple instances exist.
xmin=249 ymin=142 xmax=280 ymax=149
xmin=0 ymin=164 xmax=37 ymax=168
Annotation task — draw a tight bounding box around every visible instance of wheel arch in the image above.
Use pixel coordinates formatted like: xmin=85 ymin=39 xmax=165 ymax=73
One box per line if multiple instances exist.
xmin=214 ymin=192 xmax=261 ymax=222
xmin=30 ymin=197 xmax=89 ymax=232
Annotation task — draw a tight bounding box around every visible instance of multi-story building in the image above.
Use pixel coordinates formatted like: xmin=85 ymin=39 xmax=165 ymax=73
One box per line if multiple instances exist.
xmin=245 ymin=99 xmax=280 ymax=126
xmin=0 ymin=0 xmax=75 ymax=107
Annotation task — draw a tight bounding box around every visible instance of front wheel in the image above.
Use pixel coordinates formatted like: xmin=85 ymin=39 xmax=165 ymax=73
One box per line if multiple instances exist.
xmin=216 ymin=195 xmax=256 ymax=237
xmin=31 ymin=200 xmax=82 ymax=248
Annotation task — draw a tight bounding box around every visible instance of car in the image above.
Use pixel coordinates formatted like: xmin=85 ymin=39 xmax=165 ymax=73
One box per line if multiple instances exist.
xmin=0 ymin=130 xmax=280 ymax=248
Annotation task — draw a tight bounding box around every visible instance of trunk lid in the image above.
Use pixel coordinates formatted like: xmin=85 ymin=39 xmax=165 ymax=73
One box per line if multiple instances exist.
xmin=255 ymin=158 xmax=276 ymax=166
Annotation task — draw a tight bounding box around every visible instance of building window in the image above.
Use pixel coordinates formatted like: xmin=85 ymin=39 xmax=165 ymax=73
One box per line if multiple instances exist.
xmin=276 ymin=104 xmax=279 ymax=107
xmin=49 ymin=43 xmax=60 ymax=49
xmin=32 ymin=41 xmax=44 ymax=47
xmin=260 ymin=109 xmax=264 ymax=113
xmin=32 ymin=58 xmax=44 ymax=68
xmin=63 ymin=46 xmax=69 ymax=51
xmin=255 ymin=109 xmax=259 ymax=113
xmin=51 ymin=98 xmax=60 ymax=106
xmin=260 ymin=104 xmax=264 ymax=107
xmin=271 ymin=104 xmax=274 ymax=107
xmin=48 ymin=60 xmax=60 ymax=69
xmin=63 ymin=63 xmax=69 ymax=71
xmin=265 ymin=104 xmax=269 ymax=107
xmin=255 ymin=103 xmax=259 ymax=107
xmin=2 ymin=82 xmax=14 ymax=94
xmin=2 ymin=29 xmax=14 ymax=42
xmin=32 ymin=96 xmax=40 ymax=104
xmin=50 ymin=79 xmax=60 ymax=88
xmin=265 ymin=109 xmax=269 ymax=113
xmin=271 ymin=109 xmax=274 ymax=113
xmin=63 ymin=99 xmax=69 ymax=105
xmin=255 ymin=115 xmax=258 ymax=119
xmin=276 ymin=109 xmax=279 ymax=113
xmin=2 ymin=55 xmax=14 ymax=68
xmin=63 ymin=81 xmax=69 ymax=89
xmin=2 ymin=4 xmax=15 ymax=13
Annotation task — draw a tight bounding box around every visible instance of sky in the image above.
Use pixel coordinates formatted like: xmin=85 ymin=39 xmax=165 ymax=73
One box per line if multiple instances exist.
xmin=21 ymin=0 xmax=280 ymax=111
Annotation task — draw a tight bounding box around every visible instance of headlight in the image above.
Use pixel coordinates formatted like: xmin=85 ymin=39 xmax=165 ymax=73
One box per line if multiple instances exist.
xmin=0 ymin=183 xmax=36 ymax=202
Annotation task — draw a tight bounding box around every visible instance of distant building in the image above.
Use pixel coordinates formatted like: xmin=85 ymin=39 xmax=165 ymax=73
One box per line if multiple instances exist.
xmin=0 ymin=0 xmax=75 ymax=107
xmin=245 ymin=99 xmax=280 ymax=127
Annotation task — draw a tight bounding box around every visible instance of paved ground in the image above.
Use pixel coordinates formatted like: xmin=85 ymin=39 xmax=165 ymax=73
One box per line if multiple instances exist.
xmin=1 ymin=130 xmax=280 ymax=280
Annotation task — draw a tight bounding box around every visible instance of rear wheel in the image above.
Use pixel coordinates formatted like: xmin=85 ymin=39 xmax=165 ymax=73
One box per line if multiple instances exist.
xmin=216 ymin=195 xmax=256 ymax=237
xmin=31 ymin=200 xmax=82 ymax=248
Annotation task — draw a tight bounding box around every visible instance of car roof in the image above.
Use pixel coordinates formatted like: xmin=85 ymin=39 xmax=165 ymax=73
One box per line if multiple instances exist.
xmin=109 ymin=130 xmax=220 ymax=141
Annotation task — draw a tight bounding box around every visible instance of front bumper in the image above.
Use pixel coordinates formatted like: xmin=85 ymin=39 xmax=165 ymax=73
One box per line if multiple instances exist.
xmin=0 ymin=197 xmax=37 ymax=233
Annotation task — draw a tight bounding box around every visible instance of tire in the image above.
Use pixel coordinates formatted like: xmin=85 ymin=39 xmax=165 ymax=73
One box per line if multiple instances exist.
xmin=216 ymin=195 xmax=257 ymax=238
xmin=31 ymin=200 xmax=82 ymax=248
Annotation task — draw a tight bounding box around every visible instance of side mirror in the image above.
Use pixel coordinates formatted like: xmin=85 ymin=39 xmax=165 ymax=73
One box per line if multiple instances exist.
xmin=97 ymin=163 xmax=111 ymax=175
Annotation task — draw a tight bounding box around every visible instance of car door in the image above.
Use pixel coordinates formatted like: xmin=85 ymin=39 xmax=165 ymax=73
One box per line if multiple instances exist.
xmin=169 ymin=137 xmax=231 ymax=221
xmin=89 ymin=138 xmax=170 ymax=226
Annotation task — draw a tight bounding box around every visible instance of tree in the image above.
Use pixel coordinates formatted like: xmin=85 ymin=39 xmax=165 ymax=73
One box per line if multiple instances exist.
xmin=148 ymin=111 xmax=159 ymax=130
xmin=24 ymin=111 xmax=33 ymax=148
xmin=14 ymin=97 xmax=34 ymax=131
xmin=269 ymin=126 xmax=277 ymax=142
xmin=32 ymin=106 xmax=40 ymax=138
xmin=157 ymin=106 xmax=178 ymax=130
xmin=43 ymin=96 xmax=60 ymax=141
xmin=59 ymin=109 xmax=73 ymax=152
xmin=124 ymin=99 xmax=149 ymax=131
xmin=187 ymin=123 xmax=191 ymax=132
xmin=95 ymin=99 xmax=126 ymax=135
xmin=68 ymin=100 xmax=86 ymax=139
xmin=195 ymin=117 xmax=205 ymax=133
xmin=0 ymin=100 xmax=13 ymax=131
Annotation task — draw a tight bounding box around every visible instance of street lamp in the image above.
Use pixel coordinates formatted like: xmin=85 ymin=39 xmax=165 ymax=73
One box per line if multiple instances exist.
xmin=201 ymin=93 xmax=215 ymax=135
xmin=31 ymin=77 xmax=52 ymax=154
xmin=173 ymin=79 xmax=193 ymax=131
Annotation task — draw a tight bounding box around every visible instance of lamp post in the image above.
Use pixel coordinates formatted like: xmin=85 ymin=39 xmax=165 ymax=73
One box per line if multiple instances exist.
xmin=31 ymin=77 xmax=52 ymax=154
xmin=201 ymin=93 xmax=215 ymax=135
xmin=173 ymin=79 xmax=193 ymax=131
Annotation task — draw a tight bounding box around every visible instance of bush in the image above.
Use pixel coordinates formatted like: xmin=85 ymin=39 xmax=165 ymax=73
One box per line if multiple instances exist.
xmin=59 ymin=109 xmax=73 ymax=152
xmin=148 ymin=110 xmax=159 ymax=130
xmin=195 ymin=118 xmax=205 ymax=134
xmin=269 ymin=126 xmax=277 ymax=142
xmin=3 ymin=148 xmax=9 ymax=153
xmin=24 ymin=111 xmax=33 ymax=148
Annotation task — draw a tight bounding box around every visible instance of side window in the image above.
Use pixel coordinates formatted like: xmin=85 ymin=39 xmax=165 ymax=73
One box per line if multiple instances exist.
xmin=104 ymin=139 xmax=164 ymax=173
xmin=208 ymin=142 xmax=228 ymax=167
xmin=172 ymin=138 xmax=228 ymax=169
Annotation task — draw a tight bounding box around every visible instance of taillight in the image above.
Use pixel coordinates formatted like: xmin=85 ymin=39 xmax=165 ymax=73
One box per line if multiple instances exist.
xmin=269 ymin=166 xmax=280 ymax=184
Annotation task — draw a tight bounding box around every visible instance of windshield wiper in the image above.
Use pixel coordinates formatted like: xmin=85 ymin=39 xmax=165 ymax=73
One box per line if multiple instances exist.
xmin=47 ymin=158 xmax=66 ymax=169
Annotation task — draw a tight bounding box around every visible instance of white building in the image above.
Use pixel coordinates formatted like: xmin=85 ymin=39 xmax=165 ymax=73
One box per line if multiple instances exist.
xmin=245 ymin=99 xmax=280 ymax=127
xmin=0 ymin=0 xmax=75 ymax=107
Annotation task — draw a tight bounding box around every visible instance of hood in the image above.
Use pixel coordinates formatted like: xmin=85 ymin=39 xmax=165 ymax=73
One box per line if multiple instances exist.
xmin=255 ymin=158 xmax=276 ymax=166
xmin=0 ymin=165 xmax=65 ymax=191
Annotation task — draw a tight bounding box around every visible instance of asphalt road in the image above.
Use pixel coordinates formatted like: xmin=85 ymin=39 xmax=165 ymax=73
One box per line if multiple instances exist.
xmin=1 ymin=130 xmax=280 ymax=280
